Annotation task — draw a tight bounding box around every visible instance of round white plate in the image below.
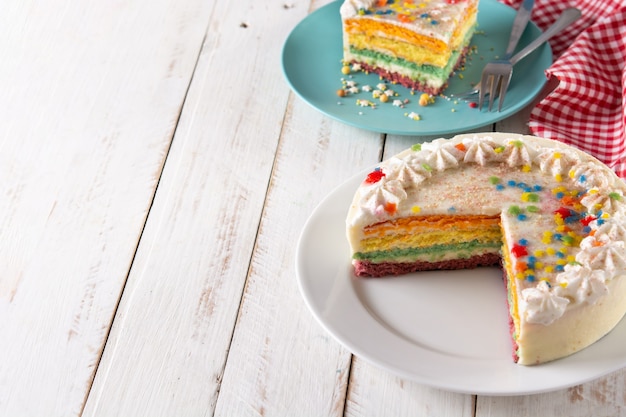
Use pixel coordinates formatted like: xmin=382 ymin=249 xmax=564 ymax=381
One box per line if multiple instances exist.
xmin=295 ymin=167 xmax=626 ymax=395
xmin=282 ymin=0 xmax=552 ymax=135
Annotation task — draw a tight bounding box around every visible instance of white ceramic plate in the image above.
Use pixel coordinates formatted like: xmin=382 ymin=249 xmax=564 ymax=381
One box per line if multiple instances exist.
xmin=295 ymin=167 xmax=626 ymax=395
xmin=282 ymin=0 xmax=552 ymax=135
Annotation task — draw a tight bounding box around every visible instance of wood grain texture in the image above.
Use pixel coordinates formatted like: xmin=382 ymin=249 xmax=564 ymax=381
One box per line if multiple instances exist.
xmin=214 ymin=96 xmax=382 ymax=417
xmin=477 ymin=369 xmax=626 ymax=417
xmin=0 ymin=0 xmax=208 ymax=414
xmin=208 ymin=5 xmax=383 ymax=417
xmin=210 ymin=1 xmax=385 ymax=413
xmin=84 ymin=0 xmax=340 ymax=415
xmin=345 ymin=357 xmax=474 ymax=417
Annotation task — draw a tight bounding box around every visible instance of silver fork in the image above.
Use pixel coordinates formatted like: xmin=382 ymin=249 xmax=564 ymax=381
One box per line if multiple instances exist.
xmin=479 ymin=7 xmax=582 ymax=111
xmin=451 ymin=0 xmax=534 ymax=100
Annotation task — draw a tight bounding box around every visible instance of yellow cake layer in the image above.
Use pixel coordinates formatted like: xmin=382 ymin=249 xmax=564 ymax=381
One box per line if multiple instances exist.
xmin=359 ymin=228 xmax=501 ymax=252
xmin=364 ymin=214 xmax=501 ymax=236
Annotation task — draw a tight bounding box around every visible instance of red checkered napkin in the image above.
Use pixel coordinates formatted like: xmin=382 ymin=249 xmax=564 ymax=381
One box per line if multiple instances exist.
xmin=500 ymin=0 xmax=626 ymax=178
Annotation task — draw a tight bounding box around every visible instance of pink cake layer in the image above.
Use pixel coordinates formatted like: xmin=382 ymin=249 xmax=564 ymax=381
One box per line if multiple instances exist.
xmin=353 ymin=253 xmax=500 ymax=278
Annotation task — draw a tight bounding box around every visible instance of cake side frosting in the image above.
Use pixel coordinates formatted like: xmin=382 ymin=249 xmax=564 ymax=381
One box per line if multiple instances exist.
xmin=346 ymin=133 xmax=626 ymax=327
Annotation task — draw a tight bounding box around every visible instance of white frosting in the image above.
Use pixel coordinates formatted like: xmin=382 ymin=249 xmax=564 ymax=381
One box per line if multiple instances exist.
xmin=503 ymin=141 xmax=534 ymax=168
xmin=422 ymin=142 xmax=464 ymax=171
xmin=555 ymin=264 xmax=608 ymax=306
xmin=521 ymin=281 xmax=569 ymax=326
xmin=538 ymin=148 xmax=579 ymax=177
xmin=462 ymin=137 xmax=501 ymax=166
xmin=340 ymin=0 xmax=375 ymax=18
xmin=385 ymin=155 xmax=432 ymax=184
xmin=594 ymin=218 xmax=626 ymax=241
xmin=580 ymin=188 xmax=625 ymax=214
xmin=571 ymin=161 xmax=613 ymax=188
xmin=358 ymin=177 xmax=407 ymax=220
xmin=576 ymin=235 xmax=626 ymax=273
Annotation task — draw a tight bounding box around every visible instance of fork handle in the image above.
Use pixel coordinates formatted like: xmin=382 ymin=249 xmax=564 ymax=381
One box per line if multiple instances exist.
xmin=510 ymin=7 xmax=581 ymax=66
xmin=503 ymin=0 xmax=535 ymax=59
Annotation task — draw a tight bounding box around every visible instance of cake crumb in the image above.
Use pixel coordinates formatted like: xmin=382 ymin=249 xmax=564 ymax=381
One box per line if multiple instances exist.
xmin=418 ymin=93 xmax=435 ymax=106
xmin=356 ymin=99 xmax=376 ymax=108
xmin=405 ymin=111 xmax=421 ymax=120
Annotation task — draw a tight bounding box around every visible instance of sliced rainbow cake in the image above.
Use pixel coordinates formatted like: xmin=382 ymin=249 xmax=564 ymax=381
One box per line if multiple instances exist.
xmin=340 ymin=0 xmax=479 ymax=95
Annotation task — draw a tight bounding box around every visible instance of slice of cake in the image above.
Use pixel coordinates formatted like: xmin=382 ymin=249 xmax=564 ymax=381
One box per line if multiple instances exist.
xmin=340 ymin=0 xmax=478 ymax=95
xmin=346 ymin=133 xmax=626 ymax=365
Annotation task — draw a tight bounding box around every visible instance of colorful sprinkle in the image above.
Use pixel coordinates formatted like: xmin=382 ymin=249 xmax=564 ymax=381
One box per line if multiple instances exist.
xmin=365 ymin=169 xmax=385 ymax=184
xmin=511 ymin=243 xmax=528 ymax=258
xmin=521 ymin=192 xmax=540 ymax=203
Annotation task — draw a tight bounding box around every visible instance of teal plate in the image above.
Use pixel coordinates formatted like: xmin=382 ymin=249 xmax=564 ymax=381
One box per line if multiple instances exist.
xmin=281 ymin=0 xmax=552 ymax=136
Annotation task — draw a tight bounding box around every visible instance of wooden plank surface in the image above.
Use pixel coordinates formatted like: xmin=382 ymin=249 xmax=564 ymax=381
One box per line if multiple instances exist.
xmin=0 ymin=0 xmax=210 ymax=415
xmin=4 ymin=0 xmax=626 ymax=415
xmin=477 ymin=370 xmax=626 ymax=417
xmin=84 ymin=0 xmax=335 ymax=415
xmin=214 ymin=97 xmax=382 ymax=417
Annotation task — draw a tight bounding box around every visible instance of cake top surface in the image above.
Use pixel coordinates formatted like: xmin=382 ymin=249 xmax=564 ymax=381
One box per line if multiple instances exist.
xmin=340 ymin=0 xmax=476 ymax=41
xmin=346 ymin=133 xmax=626 ymax=325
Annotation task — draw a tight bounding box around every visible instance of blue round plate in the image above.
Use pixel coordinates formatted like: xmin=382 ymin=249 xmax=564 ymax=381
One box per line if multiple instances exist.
xmin=281 ymin=0 xmax=552 ymax=136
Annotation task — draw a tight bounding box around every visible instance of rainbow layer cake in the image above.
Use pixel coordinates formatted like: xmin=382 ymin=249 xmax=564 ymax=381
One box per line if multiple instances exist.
xmin=346 ymin=133 xmax=626 ymax=365
xmin=340 ymin=0 xmax=478 ymax=95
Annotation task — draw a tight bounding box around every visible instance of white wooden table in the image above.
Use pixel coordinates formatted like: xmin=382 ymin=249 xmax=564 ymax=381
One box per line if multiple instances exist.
xmin=2 ymin=0 xmax=625 ymax=415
